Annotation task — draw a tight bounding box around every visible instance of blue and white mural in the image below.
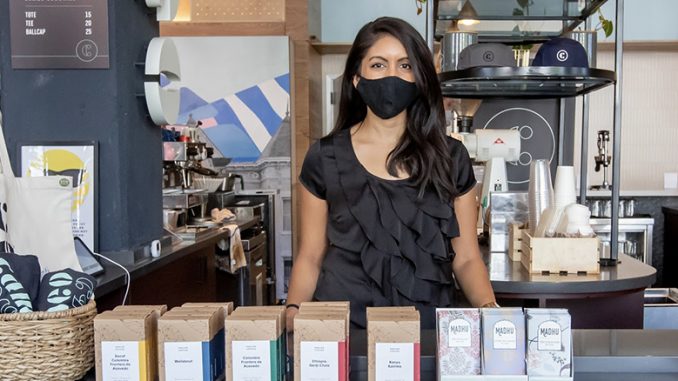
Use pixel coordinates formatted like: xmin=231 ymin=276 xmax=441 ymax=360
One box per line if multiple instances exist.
xmin=169 ymin=37 xmax=291 ymax=163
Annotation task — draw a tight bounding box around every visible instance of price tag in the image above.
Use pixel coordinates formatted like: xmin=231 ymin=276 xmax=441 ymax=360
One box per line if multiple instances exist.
xmin=9 ymin=0 xmax=110 ymax=69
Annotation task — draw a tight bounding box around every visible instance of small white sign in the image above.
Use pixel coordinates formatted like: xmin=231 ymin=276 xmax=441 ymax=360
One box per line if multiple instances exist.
xmin=537 ymin=321 xmax=562 ymax=351
xmin=375 ymin=342 xmax=414 ymax=381
xmin=493 ymin=320 xmax=517 ymax=350
xmin=448 ymin=318 xmax=472 ymax=348
xmin=101 ymin=341 xmax=141 ymax=381
xmin=300 ymin=341 xmax=339 ymax=381
xmin=164 ymin=341 xmax=204 ymax=381
xmin=232 ymin=340 xmax=271 ymax=381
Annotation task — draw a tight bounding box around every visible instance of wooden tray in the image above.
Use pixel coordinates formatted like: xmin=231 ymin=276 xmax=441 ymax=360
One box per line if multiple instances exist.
xmin=520 ymin=232 xmax=600 ymax=274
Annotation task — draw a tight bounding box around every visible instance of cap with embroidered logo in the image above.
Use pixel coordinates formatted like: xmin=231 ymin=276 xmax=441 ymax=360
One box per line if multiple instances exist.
xmin=457 ymin=43 xmax=517 ymax=70
xmin=532 ymin=37 xmax=589 ymax=68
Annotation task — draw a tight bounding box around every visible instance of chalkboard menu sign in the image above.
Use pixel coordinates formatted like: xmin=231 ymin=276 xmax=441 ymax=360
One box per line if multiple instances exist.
xmin=9 ymin=0 xmax=109 ymax=69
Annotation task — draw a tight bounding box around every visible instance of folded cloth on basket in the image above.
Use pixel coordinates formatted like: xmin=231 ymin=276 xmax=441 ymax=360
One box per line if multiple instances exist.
xmin=0 ymin=262 xmax=33 ymax=313
xmin=218 ymin=223 xmax=246 ymax=273
xmin=0 ymin=252 xmax=40 ymax=305
xmin=36 ymin=268 xmax=95 ymax=312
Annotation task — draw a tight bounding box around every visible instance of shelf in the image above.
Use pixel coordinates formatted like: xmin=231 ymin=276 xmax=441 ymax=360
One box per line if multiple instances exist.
xmin=438 ymin=66 xmax=615 ymax=99
xmin=435 ymin=0 xmax=607 ymax=43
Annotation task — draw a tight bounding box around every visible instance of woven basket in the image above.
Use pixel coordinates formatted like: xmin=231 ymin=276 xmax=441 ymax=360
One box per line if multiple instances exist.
xmin=0 ymin=299 xmax=96 ymax=380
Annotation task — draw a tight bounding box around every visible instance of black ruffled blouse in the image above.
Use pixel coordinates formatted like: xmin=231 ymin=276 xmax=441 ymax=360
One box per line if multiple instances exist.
xmin=299 ymin=129 xmax=476 ymax=328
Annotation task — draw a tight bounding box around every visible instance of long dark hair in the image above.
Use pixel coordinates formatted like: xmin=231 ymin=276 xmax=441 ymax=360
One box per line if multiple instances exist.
xmin=331 ymin=17 xmax=457 ymax=200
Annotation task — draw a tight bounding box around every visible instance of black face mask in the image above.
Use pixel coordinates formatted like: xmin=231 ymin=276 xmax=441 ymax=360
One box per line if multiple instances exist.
xmin=356 ymin=76 xmax=418 ymax=120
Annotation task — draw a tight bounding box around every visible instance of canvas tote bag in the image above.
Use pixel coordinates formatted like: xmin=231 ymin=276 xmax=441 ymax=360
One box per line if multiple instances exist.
xmin=0 ymin=112 xmax=81 ymax=274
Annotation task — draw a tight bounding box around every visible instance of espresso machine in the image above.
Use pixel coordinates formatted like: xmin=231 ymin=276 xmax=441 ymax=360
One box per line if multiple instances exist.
xmin=591 ymin=130 xmax=611 ymax=190
xmin=162 ymin=140 xmax=217 ymax=238
xmin=162 ymin=141 xmax=215 ymax=189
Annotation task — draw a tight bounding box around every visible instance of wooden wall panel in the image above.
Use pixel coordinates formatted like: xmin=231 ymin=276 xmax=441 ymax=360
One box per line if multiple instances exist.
xmin=159 ymin=21 xmax=285 ymax=36
xmin=286 ymin=0 xmax=309 ymax=258
xmin=285 ymin=0 xmax=307 ymax=40
xmin=190 ymin=0 xmax=285 ymax=22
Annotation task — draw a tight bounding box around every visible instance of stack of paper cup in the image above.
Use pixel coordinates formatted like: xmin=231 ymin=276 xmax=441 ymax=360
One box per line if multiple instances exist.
xmin=543 ymin=166 xmax=577 ymax=237
xmin=553 ymin=166 xmax=577 ymax=209
xmin=528 ymin=160 xmax=553 ymax=235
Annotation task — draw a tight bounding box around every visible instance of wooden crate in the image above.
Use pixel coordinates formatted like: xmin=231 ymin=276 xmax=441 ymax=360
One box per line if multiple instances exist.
xmin=520 ymin=232 xmax=600 ymax=274
xmin=508 ymin=222 xmax=524 ymax=262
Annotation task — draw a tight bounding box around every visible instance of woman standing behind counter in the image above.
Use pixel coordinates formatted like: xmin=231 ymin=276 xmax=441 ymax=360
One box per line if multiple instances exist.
xmin=286 ymin=17 xmax=497 ymax=330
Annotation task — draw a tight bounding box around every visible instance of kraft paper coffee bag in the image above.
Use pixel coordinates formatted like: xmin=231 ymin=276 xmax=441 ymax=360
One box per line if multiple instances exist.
xmin=158 ymin=309 xmax=224 ymax=381
xmin=367 ymin=308 xmax=420 ymax=381
xmin=226 ymin=312 xmax=283 ymax=381
xmin=94 ymin=310 xmax=160 ymax=381
xmin=294 ymin=312 xmax=348 ymax=381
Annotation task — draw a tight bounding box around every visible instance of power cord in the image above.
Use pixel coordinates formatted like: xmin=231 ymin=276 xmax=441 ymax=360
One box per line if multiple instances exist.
xmin=91 ymin=252 xmax=130 ymax=306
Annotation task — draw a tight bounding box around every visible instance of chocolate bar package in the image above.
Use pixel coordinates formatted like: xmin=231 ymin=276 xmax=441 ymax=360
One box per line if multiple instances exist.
xmin=481 ymin=308 xmax=526 ymax=375
xmin=525 ymin=309 xmax=572 ymax=377
xmin=436 ymin=308 xmax=481 ymax=377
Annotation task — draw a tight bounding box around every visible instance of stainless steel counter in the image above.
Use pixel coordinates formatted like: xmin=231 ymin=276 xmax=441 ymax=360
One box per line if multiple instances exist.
xmin=484 ymin=250 xmax=656 ymax=295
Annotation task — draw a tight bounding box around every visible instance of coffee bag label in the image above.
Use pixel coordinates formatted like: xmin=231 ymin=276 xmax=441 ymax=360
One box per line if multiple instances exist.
xmin=232 ymin=340 xmax=272 ymax=381
xmin=537 ymin=321 xmax=562 ymax=351
xmin=164 ymin=341 xmax=206 ymax=381
xmin=493 ymin=320 xmax=517 ymax=350
xmin=448 ymin=318 xmax=472 ymax=348
xmin=300 ymin=341 xmax=339 ymax=381
xmin=375 ymin=343 xmax=414 ymax=381
xmin=101 ymin=341 xmax=143 ymax=381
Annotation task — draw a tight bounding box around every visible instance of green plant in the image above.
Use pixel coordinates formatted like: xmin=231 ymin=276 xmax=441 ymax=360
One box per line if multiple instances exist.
xmin=415 ymin=0 xmax=427 ymax=15
xmin=595 ymin=9 xmax=614 ymax=38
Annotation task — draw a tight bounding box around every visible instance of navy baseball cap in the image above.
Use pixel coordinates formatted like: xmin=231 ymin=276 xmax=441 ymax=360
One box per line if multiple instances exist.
xmin=532 ymin=37 xmax=589 ymax=67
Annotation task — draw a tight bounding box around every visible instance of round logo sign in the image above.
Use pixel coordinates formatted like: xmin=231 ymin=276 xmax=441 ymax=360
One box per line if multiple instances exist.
xmin=557 ymin=49 xmax=568 ymax=62
xmin=483 ymin=51 xmax=495 ymax=63
xmin=76 ymin=39 xmax=98 ymax=63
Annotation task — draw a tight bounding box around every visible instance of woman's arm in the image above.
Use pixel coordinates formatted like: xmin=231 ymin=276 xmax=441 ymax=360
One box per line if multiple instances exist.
xmin=285 ymin=185 xmax=329 ymax=330
xmin=450 ymin=187 xmax=497 ymax=307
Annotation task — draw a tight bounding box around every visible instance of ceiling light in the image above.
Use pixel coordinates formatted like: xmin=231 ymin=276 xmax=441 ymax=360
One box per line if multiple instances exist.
xmin=458 ymin=0 xmax=479 ymax=26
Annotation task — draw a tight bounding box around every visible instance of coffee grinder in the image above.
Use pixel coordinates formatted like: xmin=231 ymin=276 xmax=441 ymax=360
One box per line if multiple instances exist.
xmin=461 ymin=129 xmax=521 ymax=221
xmin=590 ymin=130 xmax=611 ymax=190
